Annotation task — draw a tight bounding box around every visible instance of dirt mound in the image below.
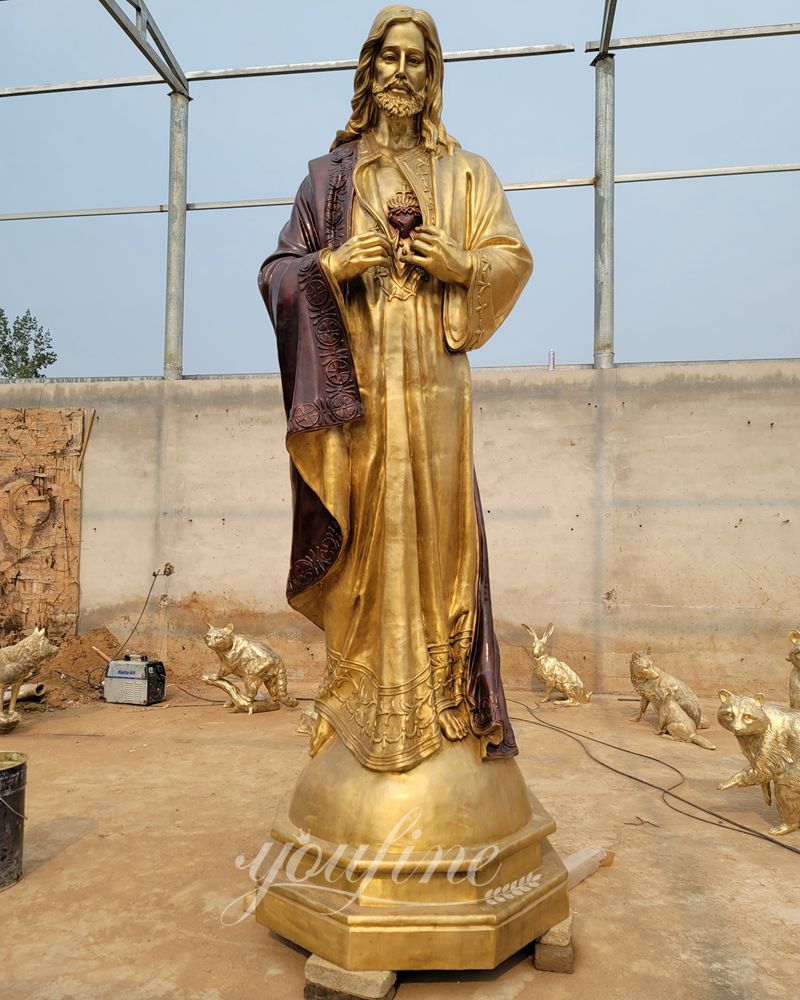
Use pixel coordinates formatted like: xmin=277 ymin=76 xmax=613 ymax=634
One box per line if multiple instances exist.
xmin=33 ymin=627 xmax=120 ymax=710
xmin=18 ymin=625 xmax=212 ymax=712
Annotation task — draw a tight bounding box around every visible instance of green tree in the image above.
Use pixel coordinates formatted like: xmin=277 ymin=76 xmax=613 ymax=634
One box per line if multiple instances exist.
xmin=0 ymin=308 xmax=58 ymax=378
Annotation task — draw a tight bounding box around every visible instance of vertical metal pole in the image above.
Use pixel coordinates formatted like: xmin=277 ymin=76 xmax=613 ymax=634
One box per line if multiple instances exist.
xmin=593 ymin=54 xmax=615 ymax=369
xmin=164 ymin=90 xmax=189 ymax=380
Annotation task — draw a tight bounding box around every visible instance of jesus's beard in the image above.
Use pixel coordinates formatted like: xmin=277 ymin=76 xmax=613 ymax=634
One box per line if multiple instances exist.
xmin=372 ymin=82 xmax=425 ymax=118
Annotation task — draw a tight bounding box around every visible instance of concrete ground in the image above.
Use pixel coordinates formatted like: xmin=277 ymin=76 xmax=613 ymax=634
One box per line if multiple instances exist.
xmin=1 ymin=689 xmax=797 ymax=1000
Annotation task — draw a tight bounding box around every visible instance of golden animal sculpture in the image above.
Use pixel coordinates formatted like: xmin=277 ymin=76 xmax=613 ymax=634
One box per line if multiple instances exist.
xmin=203 ymin=624 xmax=298 ymax=715
xmin=0 ymin=626 xmax=58 ymax=734
xmin=787 ymin=629 xmax=800 ymax=710
xmin=522 ymin=623 xmax=591 ymax=705
xmin=717 ymin=689 xmax=800 ymax=836
xmin=629 ymin=648 xmax=714 ymax=751
xmin=650 ymin=675 xmax=715 ymax=750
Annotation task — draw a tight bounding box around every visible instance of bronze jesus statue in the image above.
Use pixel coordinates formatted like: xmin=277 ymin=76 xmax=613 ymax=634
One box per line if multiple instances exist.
xmin=255 ymin=8 xmax=568 ymax=974
xmin=259 ymin=6 xmax=532 ymax=773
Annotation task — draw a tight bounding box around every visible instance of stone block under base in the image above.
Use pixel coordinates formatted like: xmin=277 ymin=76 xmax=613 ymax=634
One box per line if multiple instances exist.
xmin=533 ymin=942 xmax=574 ymax=974
xmin=304 ymin=984 xmax=395 ymax=1000
xmin=538 ymin=909 xmax=574 ymax=948
xmin=305 ymin=955 xmax=396 ymax=1000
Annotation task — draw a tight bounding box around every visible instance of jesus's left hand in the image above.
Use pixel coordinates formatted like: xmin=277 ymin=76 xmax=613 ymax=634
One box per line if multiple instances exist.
xmin=403 ymin=225 xmax=472 ymax=287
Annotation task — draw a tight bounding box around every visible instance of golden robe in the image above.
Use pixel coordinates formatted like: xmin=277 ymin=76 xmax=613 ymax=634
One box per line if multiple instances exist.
xmin=260 ymin=134 xmax=532 ymax=772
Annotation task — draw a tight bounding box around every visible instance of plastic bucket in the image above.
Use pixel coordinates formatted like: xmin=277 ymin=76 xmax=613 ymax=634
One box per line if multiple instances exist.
xmin=0 ymin=751 xmax=27 ymax=890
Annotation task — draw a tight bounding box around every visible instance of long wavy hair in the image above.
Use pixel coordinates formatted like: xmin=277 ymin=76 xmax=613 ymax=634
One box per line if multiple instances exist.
xmin=331 ymin=5 xmax=459 ymax=155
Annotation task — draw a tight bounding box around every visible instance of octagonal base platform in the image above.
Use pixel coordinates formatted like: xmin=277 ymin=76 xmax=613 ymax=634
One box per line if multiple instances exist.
xmin=255 ymin=735 xmax=569 ymax=971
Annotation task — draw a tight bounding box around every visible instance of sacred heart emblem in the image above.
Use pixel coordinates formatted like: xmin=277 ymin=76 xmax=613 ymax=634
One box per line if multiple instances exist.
xmin=386 ymin=190 xmax=422 ymax=240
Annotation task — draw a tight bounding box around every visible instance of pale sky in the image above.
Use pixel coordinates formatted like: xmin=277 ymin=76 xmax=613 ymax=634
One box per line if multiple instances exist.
xmin=0 ymin=1 xmax=797 ymax=377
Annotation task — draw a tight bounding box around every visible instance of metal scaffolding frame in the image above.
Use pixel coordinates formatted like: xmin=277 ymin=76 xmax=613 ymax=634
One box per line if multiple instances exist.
xmin=1 ymin=2 xmax=798 ymax=377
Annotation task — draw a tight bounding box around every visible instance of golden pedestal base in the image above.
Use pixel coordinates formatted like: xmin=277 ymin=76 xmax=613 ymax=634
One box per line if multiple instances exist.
xmin=256 ymin=735 xmax=569 ymax=971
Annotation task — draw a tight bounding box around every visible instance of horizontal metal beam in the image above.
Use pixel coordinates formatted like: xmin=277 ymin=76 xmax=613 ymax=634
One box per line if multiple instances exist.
xmin=0 ymin=43 xmax=574 ymax=99
xmin=510 ymin=162 xmax=800 ymax=191
xmin=191 ymin=58 xmax=360 ymax=82
xmin=616 ymin=163 xmax=800 ymax=184
xmin=586 ymin=22 xmax=800 ymax=52
xmin=505 ymin=178 xmax=593 ymax=191
xmin=445 ymin=43 xmax=574 ymax=61
xmin=0 ymin=198 xmax=295 ymax=221
xmin=3 ymin=162 xmax=798 ymax=222
xmin=0 ymin=74 xmax=167 ymax=98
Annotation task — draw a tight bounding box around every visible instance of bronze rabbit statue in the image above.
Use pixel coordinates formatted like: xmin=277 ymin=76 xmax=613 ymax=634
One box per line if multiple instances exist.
xmin=521 ymin=623 xmax=591 ymax=705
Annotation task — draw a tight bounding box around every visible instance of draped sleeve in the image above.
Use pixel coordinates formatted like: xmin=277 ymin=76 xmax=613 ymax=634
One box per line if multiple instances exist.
xmin=442 ymin=154 xmax=533 ymax=353
xmin=257 ymin=144 xmax=361 ymax=623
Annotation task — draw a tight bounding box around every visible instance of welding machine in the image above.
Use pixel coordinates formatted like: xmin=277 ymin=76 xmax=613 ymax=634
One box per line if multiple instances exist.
xmin=103 ymin=653 xmax=166 ymax=705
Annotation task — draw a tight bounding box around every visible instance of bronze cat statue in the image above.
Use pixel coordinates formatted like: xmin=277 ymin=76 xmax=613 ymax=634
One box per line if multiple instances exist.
xmin=629 ymin=648 xmax=710 ymax=729
xmin=203 ymin=623 xmax=298 ymax=715
xmin=717 ymin=689 xmax=800 ymax=836
xmin=651 ymin=675 xmax=715 ymax=750
xmin=629 ymin=648 xmax=714 ymax=750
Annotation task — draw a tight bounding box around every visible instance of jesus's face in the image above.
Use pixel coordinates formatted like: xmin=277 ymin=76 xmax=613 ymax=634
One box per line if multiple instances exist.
xmin=371 ymin=21 xmax=427 ymax=118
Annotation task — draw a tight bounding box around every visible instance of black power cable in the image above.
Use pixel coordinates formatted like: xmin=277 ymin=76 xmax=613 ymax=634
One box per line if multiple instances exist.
xmin=172 ymin=684 xmax=226 ymax=704
xmin=170 ymin=685 xmax=315 ymax=706
xmin=85 ymin=662 xmax=105 ymax=691
xmin=507 ymin=697 xmax=800 ymax=857
xmin=109 ymin=565 xmax=171 ymax=662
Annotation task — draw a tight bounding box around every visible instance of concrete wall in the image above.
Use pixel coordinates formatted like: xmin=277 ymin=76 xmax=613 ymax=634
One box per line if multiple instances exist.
xmin=472 ymin=361 xmax=799 ymax=697
xmin=2 ymin=359 xmax=797 ymax=697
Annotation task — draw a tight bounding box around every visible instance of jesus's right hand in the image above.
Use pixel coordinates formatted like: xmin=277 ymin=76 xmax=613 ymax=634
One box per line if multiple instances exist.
xmin=325 ymin=231 xmax=393 ymax=283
